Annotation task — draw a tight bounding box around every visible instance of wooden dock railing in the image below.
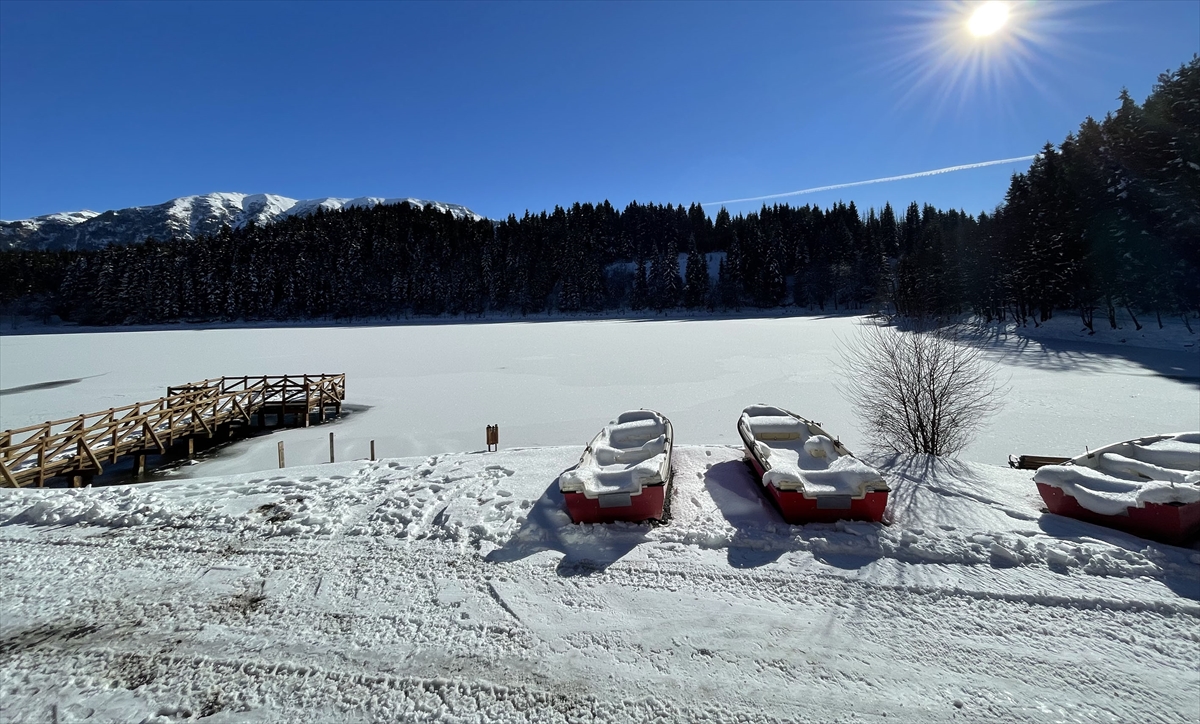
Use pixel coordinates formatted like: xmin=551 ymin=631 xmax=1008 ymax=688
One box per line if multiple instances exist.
xmin=0 ymin=374 xmax=345 ymax=488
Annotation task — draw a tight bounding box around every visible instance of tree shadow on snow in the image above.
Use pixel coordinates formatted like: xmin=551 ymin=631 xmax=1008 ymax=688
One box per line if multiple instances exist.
xmin=951 ymin=322 xmax=1199 ymax=386
xmin=875 ymin=453 xmax=1041 ymax=525
xmin=484 ymin=470 xmax=649 ymax=577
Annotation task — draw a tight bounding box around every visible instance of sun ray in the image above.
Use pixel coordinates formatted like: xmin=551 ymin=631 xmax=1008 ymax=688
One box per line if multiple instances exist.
xmin=863 ymin=1 xmax=1112 ymax=125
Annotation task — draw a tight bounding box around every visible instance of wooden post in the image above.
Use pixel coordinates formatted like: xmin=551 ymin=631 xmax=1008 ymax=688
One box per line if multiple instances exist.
xmin=133 ymin=454 xmax=145 ymax=478
xmin=277 ymin=441 xmax=285 ymax=468
xmin=188 ymin=437 xmax=195 ymax=460
xmin=37 ymin=439 xmax=46 ymax=487
xmin=486 ymin=425 xmax=499 ymax=452
xmin=370 ymin=440 xmax=375 ymax=461
xmin=72 ymin=475 xmax=83 ymax=488
xmin=329 ymin=432 xmax=335 ymax=463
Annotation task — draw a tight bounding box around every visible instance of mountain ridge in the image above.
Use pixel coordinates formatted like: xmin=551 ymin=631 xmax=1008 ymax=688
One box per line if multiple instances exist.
xmin=0 ymin=192 xmax=484 ymax=251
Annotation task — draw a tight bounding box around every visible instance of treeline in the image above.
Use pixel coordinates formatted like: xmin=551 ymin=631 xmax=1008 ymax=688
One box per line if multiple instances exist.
xmin=1 ymin=56 xmax=1196 ymax=329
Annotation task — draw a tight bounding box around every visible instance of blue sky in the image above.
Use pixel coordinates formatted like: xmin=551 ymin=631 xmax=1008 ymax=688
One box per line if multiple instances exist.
xmin=1 ymin=0 xmax=1196 ymax=221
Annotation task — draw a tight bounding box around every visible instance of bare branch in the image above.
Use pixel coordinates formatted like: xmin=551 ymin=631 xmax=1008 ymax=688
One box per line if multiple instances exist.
xmin=838 ymin=320 xmax=1008 ymax=456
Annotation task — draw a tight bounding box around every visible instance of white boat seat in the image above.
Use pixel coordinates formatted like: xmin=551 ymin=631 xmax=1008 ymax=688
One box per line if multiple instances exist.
xmin=747 ymin=415 xmax=807 ymax=441
xmin=593 ymin=435 xmax=667 ymax=466
xmin=609 ymin=418 xmax=666 ymax=448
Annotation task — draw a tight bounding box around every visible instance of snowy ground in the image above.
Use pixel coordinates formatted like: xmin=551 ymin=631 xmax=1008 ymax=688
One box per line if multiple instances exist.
xmin=2 ymin=446 xmax=1198 ymax=723
xmin=1 ymin=315 xmax=1198 ymax=722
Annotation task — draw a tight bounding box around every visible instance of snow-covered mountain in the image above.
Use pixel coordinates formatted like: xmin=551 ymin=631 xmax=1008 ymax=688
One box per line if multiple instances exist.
xmin=0 ymin=192 xmax=484 ymax=251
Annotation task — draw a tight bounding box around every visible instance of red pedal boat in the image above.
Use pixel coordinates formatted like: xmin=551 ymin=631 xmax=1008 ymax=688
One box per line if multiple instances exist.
xmin=737 ymin=405 xmax=889 ymax=524
xmin=1033 ymin=432 xmax=1200 ymax=545
xmin=559 ymin=409 xmax=674 ymax=524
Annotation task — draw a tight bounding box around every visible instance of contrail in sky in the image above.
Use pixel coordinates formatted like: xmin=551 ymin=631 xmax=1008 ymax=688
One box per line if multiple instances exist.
xmin=703 ymin=155 xmax=1038 ymax=207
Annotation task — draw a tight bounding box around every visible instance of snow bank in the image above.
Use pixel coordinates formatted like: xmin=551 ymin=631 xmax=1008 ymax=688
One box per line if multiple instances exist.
xmin=559 ymin=410 xmax=671 ymax=497
xmin=1034 ymin=432 xmax=1200 ymax=515
xmin=739 ymin=405 xmax=886 ymax=497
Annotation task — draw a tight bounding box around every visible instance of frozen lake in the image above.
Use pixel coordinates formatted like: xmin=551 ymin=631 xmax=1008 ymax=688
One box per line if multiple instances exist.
xmin=1 ymin=315 xmax=1197 ymax=477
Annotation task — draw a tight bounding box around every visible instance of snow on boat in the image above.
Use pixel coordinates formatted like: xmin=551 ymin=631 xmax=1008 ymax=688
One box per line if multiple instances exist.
xmin=558 ymin=409 xmax=674 ymax=524
xmin=737 ymin=405 xmax=889 ymax=524
xmin=1033 ymin=432 xmax=1200 ymax=545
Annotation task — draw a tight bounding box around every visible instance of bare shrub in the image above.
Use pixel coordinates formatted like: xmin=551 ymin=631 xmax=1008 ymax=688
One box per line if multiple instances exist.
xmin=839 ymin=321 xmax=1007 ymax=456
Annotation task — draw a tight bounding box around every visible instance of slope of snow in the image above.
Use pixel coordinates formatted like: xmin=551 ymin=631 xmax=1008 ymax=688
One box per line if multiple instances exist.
xmin=40 ymin=210 xmax=101 ymax=225
xmin=0 ymin=193 xmax=484 ymax=251
xmin=1 ymin=447 xmax=1196 ymax=722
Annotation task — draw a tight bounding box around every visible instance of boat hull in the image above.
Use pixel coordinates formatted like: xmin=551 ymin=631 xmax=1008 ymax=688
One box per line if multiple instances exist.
xmin=1037 ymin=483 xmax=1200 ymax=545
xmin=745 ymin=451 xmax=888 ymax=524
xmin=563 ymin=484 xmax=666 ymax=524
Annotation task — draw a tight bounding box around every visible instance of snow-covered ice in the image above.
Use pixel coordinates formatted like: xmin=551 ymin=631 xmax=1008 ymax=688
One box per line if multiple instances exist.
xmin=2 ymin=315 xmax=1196 ymax=476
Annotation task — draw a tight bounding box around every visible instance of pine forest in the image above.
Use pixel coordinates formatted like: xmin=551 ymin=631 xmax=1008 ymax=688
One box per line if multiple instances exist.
xmin=2 ymin=57 xmax=1196 ymax=331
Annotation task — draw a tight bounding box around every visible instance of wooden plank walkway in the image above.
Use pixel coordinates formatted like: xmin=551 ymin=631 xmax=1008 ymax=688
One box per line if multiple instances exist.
xmin=0 ymin=374 xmax=345 ymax=488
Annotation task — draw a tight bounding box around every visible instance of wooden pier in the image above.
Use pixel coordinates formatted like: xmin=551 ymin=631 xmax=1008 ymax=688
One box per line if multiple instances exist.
xmin=0 ymin=374 xmax=345 ymax=488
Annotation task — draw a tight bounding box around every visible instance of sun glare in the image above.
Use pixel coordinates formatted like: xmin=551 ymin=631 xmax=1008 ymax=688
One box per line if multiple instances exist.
xmin=968 ymin=1 xmax=1010 ymax=37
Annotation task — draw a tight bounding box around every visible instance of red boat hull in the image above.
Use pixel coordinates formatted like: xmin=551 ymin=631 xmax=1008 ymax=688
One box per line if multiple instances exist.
xmin=563 ymin=484 xmax=666 ymax=524
xmin=745 ymin=454 xmax=888 ymax=524
xmin=1037 ymin=483 xmax=1200 ymax=545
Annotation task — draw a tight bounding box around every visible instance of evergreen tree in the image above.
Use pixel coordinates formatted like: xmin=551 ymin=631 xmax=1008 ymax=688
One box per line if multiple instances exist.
xmin=683 ymin=234 xmax=709 ymax=308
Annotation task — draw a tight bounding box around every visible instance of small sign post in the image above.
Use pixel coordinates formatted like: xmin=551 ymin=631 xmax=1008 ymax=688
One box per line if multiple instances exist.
xmin=329 ymin=432 xmax=335 ymax=463
xmin=486 ymin=425 xmax=499 ymax=452
xmin=277 ymin=441 xmax=285 ymax=468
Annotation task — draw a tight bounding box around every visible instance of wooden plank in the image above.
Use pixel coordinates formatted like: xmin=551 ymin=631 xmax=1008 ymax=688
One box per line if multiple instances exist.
xmin=230 ymin=396 xmax=252 ymax=424
xmin=78 ymin=438 xmax=104 ymax=475
xmin=142 ymin=421 xmax=166 ymax=455
xmin=1012 ymin=455 xmax=1070 ymax=470
xmin=192 ymin=408 xmax=213 ymax=436
xmin=0 ymin=460 xmax=18 ymax=487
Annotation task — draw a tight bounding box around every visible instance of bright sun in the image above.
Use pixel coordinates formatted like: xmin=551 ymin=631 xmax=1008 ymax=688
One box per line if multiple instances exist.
xmin=968 ymin=1 xmax=1010 ymax=37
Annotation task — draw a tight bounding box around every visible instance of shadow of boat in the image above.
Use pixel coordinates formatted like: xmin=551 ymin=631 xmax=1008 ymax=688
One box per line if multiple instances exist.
xmin=485 ymin=468 xmax=650 ymax=576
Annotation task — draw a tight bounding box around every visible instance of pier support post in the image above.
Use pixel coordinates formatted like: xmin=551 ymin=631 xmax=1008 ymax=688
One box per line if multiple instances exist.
xmin=188 ymin=437 xmax=195 ymax=460
xmin=133 ymin=454 xmax=146 ymax=478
